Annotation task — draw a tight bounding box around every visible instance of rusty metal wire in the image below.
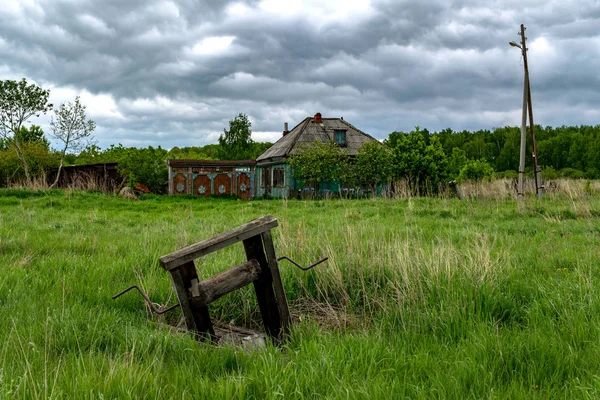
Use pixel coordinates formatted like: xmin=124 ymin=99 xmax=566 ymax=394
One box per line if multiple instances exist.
xmin=112 ymin=285 xmax=179 ymax=315
xmin=277 ymin=256 xmax=328 ymax=271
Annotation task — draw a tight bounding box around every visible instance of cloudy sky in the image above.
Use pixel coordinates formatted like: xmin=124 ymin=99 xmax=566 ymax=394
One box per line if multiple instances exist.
xmin=1 ymin=0 xmax=599 ymax=149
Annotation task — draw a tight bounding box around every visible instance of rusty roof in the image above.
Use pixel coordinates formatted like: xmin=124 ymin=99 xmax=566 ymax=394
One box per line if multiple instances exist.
xmin=256 ymin=117 xmax=378 ymax=162
xmin=167 ymin=159 xmax=256 ymax=167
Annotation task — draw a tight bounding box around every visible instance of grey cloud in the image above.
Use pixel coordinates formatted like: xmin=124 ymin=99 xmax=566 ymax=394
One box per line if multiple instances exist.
xmin=0 ymin=0 xmax=599 ymax=148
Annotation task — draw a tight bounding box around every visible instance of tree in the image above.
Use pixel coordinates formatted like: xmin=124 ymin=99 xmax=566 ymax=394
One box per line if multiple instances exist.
xmin=217 ymin=113 xmax=254 ymax=160
xmin=389 ymin=128 xmax=448 ymax=195
xmin=353 ymin=141 xmax=392 ymax=192
xmin=288 ymin=140 xmax=348 ymax=195
xmin=116 ymin=146 xmax=168 ymax=193
xmin=49 ymin=96 xmax=96 ymax=187
xmin=0 ymin=79 xmax=52 ymax=183
xmin=447 ymin=147 xmax=467 ymax=179
xmin=458 ymin=159 xmax=494 ymax=182
xmin=0 ymin=125 xmax=48 ymax=150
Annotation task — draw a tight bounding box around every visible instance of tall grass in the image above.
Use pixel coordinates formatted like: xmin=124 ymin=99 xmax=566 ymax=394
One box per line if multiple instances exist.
xmin=0 ymin=189 xmax=599 ymax=398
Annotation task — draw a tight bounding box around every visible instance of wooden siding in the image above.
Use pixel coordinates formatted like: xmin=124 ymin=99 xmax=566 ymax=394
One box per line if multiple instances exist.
xmin=168 ymin=160 xmax=255 ymax=199
xmin=193 ymin=174 xmax=211 ymax=197
xmin=255 ymin=164 xmax=293 ymax=199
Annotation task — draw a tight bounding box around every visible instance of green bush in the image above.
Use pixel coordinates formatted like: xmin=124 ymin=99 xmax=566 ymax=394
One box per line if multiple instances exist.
xmin=0 ymin=143 xmax=59 ymax=186
xmin=116 ymin=147 xmax=168 ymax=193
xmin=458 ymin=159 xmax=494 ymax=182
xmin=495 ymin=170 xmax=518 ymax=180
xmin=559 ymin=168 xmax=585 ymax=179
xmin=542 ymin=166 xmax=560 ymax=180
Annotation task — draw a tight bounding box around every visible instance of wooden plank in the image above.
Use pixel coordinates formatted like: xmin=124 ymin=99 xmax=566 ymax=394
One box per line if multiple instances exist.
xmin=159 ymin=215 xmax=278 ymax=271
xmin=195 ymin=259 xmax=262 ymax=306
xmin=261 ymin=230 xmax=291 ymax=338
xmin=243 ymin=235 xmax=282 ymax=343
xmin=168 ymin=164 xmax=173 ymax=195
xmin=169 ymin=260 xmax=215 ymax=340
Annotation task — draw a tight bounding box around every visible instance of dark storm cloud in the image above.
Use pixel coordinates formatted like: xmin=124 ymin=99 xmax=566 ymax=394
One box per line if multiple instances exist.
xmin=0 ymin=0 xmax=599 ymax=148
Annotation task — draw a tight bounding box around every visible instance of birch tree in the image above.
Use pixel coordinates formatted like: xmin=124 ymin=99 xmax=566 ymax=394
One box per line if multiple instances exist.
xmin=50 ymin=96 xmax=96 ymax=187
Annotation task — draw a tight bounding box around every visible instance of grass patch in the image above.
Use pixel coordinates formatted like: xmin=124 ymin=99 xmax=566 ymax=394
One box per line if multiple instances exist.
xmin=1 ymin=190 xmax=599 ymax=398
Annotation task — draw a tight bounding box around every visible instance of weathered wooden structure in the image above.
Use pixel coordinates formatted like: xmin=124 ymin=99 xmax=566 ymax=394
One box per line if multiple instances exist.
xmin=50 ymin=162 xmax=123 ymax=191
xmin=166 ymin=114 xmax=379 ymax=199
xmin=167 ymin=159 xmax=255 ymax=199
xmin=158 ymin=215 xmax=290 ymax=343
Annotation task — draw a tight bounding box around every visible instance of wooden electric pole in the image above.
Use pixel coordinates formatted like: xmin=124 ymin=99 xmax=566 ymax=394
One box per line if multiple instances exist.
xmin=511 ymin=24 xmax=543 ymax=200
xmin=517 ymin=72 xmax=527 ymax=199
xmin=519 ymin=24 xmax=543 ymax=200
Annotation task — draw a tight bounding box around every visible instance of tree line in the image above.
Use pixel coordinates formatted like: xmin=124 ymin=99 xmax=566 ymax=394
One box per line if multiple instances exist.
xmin=289 ymin=124 xmax=600 ymax=196
xmin=2 ymin=78 xmax=599 ymax=193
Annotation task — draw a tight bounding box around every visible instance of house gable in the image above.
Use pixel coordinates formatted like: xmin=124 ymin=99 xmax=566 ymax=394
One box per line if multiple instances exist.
xmin=256 ymin=114 xmax=378 ymax=164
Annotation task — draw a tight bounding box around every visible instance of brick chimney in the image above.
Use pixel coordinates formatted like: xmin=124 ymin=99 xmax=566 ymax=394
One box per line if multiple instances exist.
xmin=283 ymin=122 xmax=289 ymax=136
xmin=314 ymin=112 xmax=322 ymax=124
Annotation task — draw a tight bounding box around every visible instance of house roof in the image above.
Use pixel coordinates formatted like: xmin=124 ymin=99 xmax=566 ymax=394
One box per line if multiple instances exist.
xmin=256 ymin=116 xmax=378 ymax=162
xmin=167 ymin=159 xmax=256 ymax=167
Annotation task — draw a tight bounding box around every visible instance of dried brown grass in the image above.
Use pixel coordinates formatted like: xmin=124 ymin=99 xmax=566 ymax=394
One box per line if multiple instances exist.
xmin=387 ymin=178 xmax=600 ymax=201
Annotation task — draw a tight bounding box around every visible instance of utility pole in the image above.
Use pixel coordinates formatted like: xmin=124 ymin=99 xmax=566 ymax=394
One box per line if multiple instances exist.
xmin=517 ymin=72 xmax=527 ymax=199
xmin=511 ymin=24 xmax=543 ymax=200
xmin=520 ymin=24 xmax=543 ymax=200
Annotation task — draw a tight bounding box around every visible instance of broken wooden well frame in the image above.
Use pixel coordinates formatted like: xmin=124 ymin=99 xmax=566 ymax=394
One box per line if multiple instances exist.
xmin=158 ymin=215 xmax=290 ymax=343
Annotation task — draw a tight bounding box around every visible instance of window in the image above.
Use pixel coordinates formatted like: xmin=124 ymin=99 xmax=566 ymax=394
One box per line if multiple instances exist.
xmin=261 ymin=168 xmax=270 ymax=187
xmin=273 ymin=168 xmax=285 ymax=188
xmin=334 ymin=130 xmax=347 ymax=146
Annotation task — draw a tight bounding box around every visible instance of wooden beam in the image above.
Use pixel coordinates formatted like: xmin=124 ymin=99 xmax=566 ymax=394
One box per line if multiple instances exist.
xmin=243 ymin=235 xmax=282 ymax=343
xmin=159 ymin=215 xmax=278 ymax=271
xmin=194 ymin=259 xmax=262 ymax=306
xmin=261 ymin=230 xmax=291 ymax=337
xmin=168 ymin=260 xmax=215 ymax=340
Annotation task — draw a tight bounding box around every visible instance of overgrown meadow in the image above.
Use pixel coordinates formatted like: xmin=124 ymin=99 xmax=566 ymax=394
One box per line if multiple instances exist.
xmin=1 ymin=188 xmax=600 ymax=399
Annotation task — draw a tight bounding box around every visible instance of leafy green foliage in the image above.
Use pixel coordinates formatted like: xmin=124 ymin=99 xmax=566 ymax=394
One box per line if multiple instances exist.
xmin=447 ymin=147 xmax=467 ymax=180
xmin=0 ymin=78 xmax=52 ymax=182
xmin=168 ymin=144 xmax=221 ymax=160
xmin=288 ymin=140 xmax=348 ymax=191
xmin=116 ymin=146 xmax=168 ymax=192
xmin=0 ymin=125 xmax=49 ymax=150
xmin=0 ymin=142 xmax=59 ymax=186
xmin=458 ymin=159 xmax=494 ymax=182
xmin=434 ymin=124 xmax=600 ymax=179
xmin=387 ymin=127 xmax=448 ymax=195
xmin=73 ymin=144 xmax=167 ymax=192
xmin=352 ymin=141 xmax=392 ymax=189
xmin=217 ymin=113 xmax=254 ymax=160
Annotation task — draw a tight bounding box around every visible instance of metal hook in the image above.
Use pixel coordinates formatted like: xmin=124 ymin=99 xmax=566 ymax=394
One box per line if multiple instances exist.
xmin=112 ymin=285 xmax=180 ymax=315
xmin=277 ymin=256 xmax=328 ymax=271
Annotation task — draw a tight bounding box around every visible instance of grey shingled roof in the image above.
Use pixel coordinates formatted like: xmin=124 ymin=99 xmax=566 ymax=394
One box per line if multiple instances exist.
xmin=256 ymin=117 xmax=378 ymax=162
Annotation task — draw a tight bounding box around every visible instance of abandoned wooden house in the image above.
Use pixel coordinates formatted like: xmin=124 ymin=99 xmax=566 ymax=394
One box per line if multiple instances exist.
xmin=166 ymin=113 xmax=377 ymax=199
xmin=255 ymin=113 xmax=378 ymax=198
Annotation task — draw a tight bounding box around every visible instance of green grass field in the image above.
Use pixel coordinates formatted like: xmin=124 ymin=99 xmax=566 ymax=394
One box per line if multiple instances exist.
xmin=1 ymin=189 xmax=600 ymax=399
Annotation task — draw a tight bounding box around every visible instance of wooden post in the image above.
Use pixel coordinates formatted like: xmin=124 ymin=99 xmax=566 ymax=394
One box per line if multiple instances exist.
xmin=168 ymin=161 xmax=173 ymax=195
xmin=168 ymin=260 xmax=215 ymax=340
xmin=520 ymin=24 xmax=543 ymax=200
xmin=243 ymin=235 xmax=283 ymax=343
xmin=449 ymin=180 xmax=465 ymax=200
xmin=261 ymin=230 xmax=291 ymax=337
xmin=517 ymin=73 xmax=527 ymax=199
